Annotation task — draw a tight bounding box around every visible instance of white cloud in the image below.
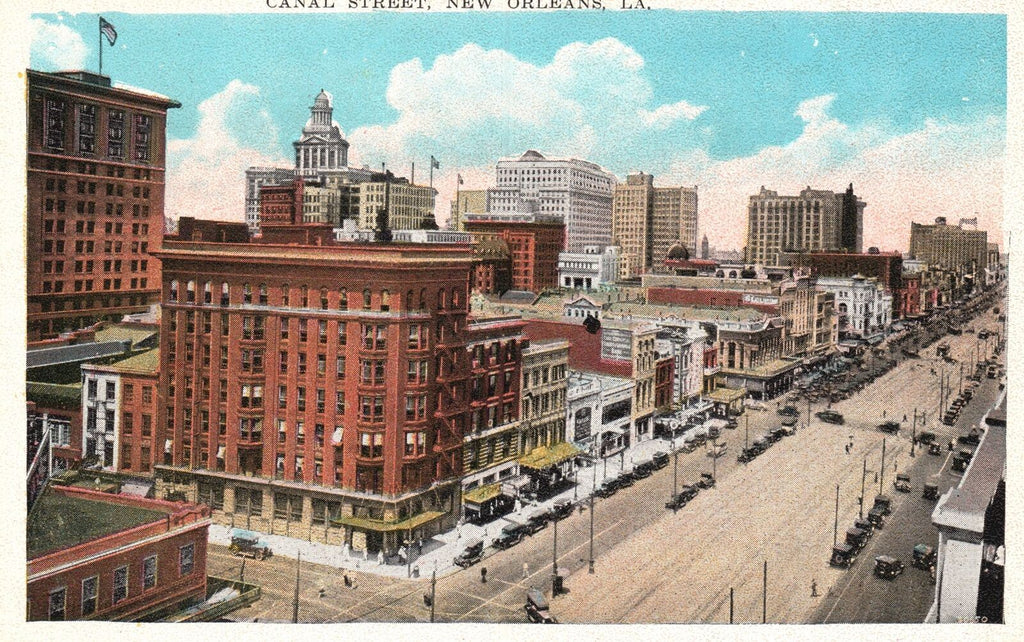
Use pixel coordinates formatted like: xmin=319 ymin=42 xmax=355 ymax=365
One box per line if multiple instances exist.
xmin=347 ymin=38 xmax=706 ymax=221
xmin=639 ymin=100 xmax=708 ymax=129
xmin=166 ymin=80 xmax=290 ymax=222
xmin=30 ymin=18 xmax=88 ymax=70
xmin=664 ymin=96 xmax=1004 ymax=253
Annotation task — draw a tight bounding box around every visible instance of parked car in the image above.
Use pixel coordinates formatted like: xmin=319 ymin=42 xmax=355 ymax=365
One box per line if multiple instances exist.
xmin=492 ymin=523 xmax=527 ymax=550
xmin=928 ymin=443 xmax=942 ymax=456
xmin=816 ymin=409 xmax=845 ymax=425
xmin=696 ymin=472 xmax=716 ymax=489
xmin=737 ymin=448 xmax=757 ymax=463
xmin=632 ymin=461 xmax=655 ymax=479
xmin=594 ymin=482 xmax=617 ymax=499
xmin=830 ymin=543 xmax=857 ymax=568
xmin=854 ymin=518 xmax=874 ymax=536
xmin=616 ymin=471 xmax=635 ymax=488
xmin=665 ymin=485 xmax=699 ymax=510
xmin=550 ymin=498 xmax=573 ymax=520
xmin=923 ymin=483 xmax=940 ymax=500
xmin=454 ymin=538 xmax=485 ymax=568
xmin=228 ymin=528 xmax=273 ymax=560
xmin=651 ymin=451 xmax=670 ymax=469
xmin=780 ymin=414 xmax=798 ymax=427
xmin=778 ymin=405 xmax=800 ymax=417
xmin=867 ymin=506 xmax=886 ymax=529
xmin=524 ymin=510 xmax=550 ymax=534
xmin=917 ymin=431 xmax=936 ymax=445
xmin=873 ymin=555 xmax=905 ymax=580
xmin=873 ymin=495 xmax=893 ymax=516
xmin=912 ymin=544 xmax=937 ymax=570
xmin=846 ymin=527 xmax=870 ymax=551
xmin=706 ymin=443 xmax=728 ymax=458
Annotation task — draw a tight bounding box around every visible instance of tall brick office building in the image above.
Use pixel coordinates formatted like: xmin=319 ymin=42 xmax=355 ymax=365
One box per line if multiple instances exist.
xmin=153 ymin=237 xmax=479 ymax=554
xmin=26 ymin=69 xmax=179 ymax=341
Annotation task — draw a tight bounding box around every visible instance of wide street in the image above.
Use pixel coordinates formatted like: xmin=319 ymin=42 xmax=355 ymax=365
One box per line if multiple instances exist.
xmin=207 ymin=293 xmax=1005 ymax=624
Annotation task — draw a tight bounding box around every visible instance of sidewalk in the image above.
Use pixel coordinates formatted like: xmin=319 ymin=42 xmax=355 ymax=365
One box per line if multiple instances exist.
xmin=208 ymin=435 xmax=678 ymax=581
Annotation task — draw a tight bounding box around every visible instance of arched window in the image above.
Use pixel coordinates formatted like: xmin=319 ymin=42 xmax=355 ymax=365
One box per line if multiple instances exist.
xmin=451 ymin=287 xmax=460 ymax=308
xmin=363 ymin=289 xmax=372 ymax=310
xmin=437 ymin=289 xmax=447 ymax=310
xmin=186 ymin=280 xmax=196 ymax=303
xmin=220 ymin=282 xmax=229 ymax=306
xmin=419 ymin=288 xmax=427 ymax=311
xmin=381 ymin=290 xmax=390 ymax=312
xmin=338 ymin=287 xmax=348 ymax=309
xmin=320 ymin=287 xmax=328 ymax=310
xmin=281 ymin=283 xmax=290 ymax=307
xmin=259 ymin=283 xmax=268 ymax=305
xmin=169 ymin=280 xmax=179 ymax=303
xmin=300 ymin=285 xmax=309 ymax=308
xmin=203 ymin=282 xmax=212 ymax=304
xmin=243 ymin=283 xmax=252 ymax=304
xmin=405 ymin=290 xmax=414 ymax=312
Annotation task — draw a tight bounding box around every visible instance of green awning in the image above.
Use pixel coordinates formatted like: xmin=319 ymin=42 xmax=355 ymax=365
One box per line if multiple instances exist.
xmin=331 ymin=510 xmax=444 ymax=533
xmin=518 ymin=442 xmax=581 ymax=471
xmin=707 ymin=387 xmax=746 ymax=403
xmin=463 ymin=482 xmax=503 ymax=505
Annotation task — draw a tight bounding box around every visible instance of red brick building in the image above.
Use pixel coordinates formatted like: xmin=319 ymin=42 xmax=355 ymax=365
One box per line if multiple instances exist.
xmin=655 ymin=356 xmax=675 ymax=411
xmin=152 ymin=238 xmax=477 ymax=554
xmin=26 ymin=69 xmax=178 ymax=341
xmin=465 ymin=220 xmax=564 ymax=292
xmin=898 ymin=271 xmax=923 ymax=318
xmin=27 ymin=485 xmax=210 ymax=621
xmin=257 ymin=179 xmax=304 ymax=227
xmin=472 ymin=237 xmax=513 ymax=295
xmin=779 ymin=250 xmax=902 ymax=302
xmin=646 ymin=287 xmax=780 ymax=314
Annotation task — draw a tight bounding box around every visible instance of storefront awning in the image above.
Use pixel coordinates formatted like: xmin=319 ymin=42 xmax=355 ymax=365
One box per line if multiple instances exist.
xmin=707 ymin=387 xmax=746 ymax=404
xmin=518 ymin=442 xmax=582 ymax=471
xmin=463 ymin=483 xmax=504 ymax=506
xmin=332 ymin=510 xmax=445 ymax=533
xmin=600 ymin=425 xmax=628 ymax=438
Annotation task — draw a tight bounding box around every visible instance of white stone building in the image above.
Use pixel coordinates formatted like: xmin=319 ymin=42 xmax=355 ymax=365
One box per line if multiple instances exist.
xmin=817 ymin=275 xmax=893 ymax=340
xmin=558 ymin=245 xmax=620 ymax=289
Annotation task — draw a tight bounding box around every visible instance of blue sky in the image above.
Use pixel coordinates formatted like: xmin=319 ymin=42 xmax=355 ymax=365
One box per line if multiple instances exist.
xmin=29 ymin=11 xmax=1006 ymax=250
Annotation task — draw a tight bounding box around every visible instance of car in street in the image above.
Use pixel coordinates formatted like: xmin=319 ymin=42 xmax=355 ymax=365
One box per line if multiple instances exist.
xmin=454 ymin=538 xmax=485 ymax=568
xmin=492 ymin=523 xmax=528 ymax=550
xmin=524 ymin=588 xmax=557 ymax=623
xmin=830 ymin=543 xmax=858 ymax=568
xmin=952 ymin=449 xmax=973 ymax=472
xmin=854 ymin=517 xmax=874 ymax=536
xmin=696 ymin=472 xmax=716 ymax=489
xmin=780 ymin=414 xmax=798 ymax=427
xmin=632 ymin=461 xmax=655 ymax=479
xmin=737 ymin=448 xmax=757 ymax=463
xmin=651 ymin=451 xmax=670 ymax=469
xmin=928 ymin=442 xmax=942 ymax=456
xmin=873 ymin=495 xmax=893 ymax=516
xmin=550 ymin=498 xmax=573 ymax=520
xmin=228 ymin=528 xmax=273 ymax=560
xmin=867 ymin=507 xmax=886 ymax=529
xmin=665 ymin=485 xmax=699 ymax=510
xmin=778 ymin=405 xmax=800 ymax=417
xmin=912 ymin=544 xmax=937 ymax=571
xmin=846 ymin=527 xmax=870 ymax=551
xmin=917 ymin=431 xmax=936 ymax=445
xmin=594 ymin=482 xmax=617 ymax=499
xmin=706 ymin=442 xmax=728 ymax=458
xmin=894 ymin=473 xmax=911 ymax=493
xmin=815 ymin=409 xmax=845 ymax=425
xmin=524 ymin=509 xmax=550 ymax=534
xmin=615 ymin=471 xmax=635 ymax=488
xmin=873 ymin=555 xmax=905 ymax=580
xmin=877 ymin=420 xmax=900 ymax=434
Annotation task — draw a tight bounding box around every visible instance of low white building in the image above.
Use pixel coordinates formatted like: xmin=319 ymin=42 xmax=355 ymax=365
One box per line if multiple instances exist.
xmin=558 ymin=245 xmax=620 ymax=290
xmin=563 ymin=295 xmax=603 ymax=322
xmin=80 ymin=368 xmax=120 ymax=469
xmin=653 ymin=320 xmax=708 ymax=407
xmin=817 ymin=274 xmax=892 ymax=340
xmin=565 ymin=370 xmax=633 ymax=458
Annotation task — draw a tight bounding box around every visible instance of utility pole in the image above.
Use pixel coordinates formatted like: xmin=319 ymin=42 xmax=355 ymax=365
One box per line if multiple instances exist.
xmin=879 ymin=437 xmax=886 ymax=496
xmin=429 ymin=568 xmax=436 ymax=623
xmin=551 ymin=515 xmax=559 ymax=596
xmin=745 ymin=414 xmax=749 ymax=451
xmin=292 ymin=552 xmax=301 ymax=624
xmin=729 ymin=587 xmax=734 ymax=624
xmin=859 ymin=458 xmax=867 ymax=519
xmin=762 ymin=561 xmax=767 ymax=624
xmin=807 ymin=397 xmax=811 ymax=428
xmin=910 ymin=408 xmax=917 ymax=457
xmin=833 ymin=484 xmax=839 ymax=546
xmin=589 ymin=482 xmax=595 ymax=573
xmin=672 ymin=449 xmax=679 ymax=501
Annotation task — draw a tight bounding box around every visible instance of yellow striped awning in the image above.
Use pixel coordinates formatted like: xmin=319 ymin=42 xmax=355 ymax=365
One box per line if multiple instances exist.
xmin=518 ymin=442 xmax=581 ymax=471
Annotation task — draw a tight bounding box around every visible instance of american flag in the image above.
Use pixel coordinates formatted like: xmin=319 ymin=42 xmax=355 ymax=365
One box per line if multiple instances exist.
xmin=100 ymin=17 xmax=117 ymax=46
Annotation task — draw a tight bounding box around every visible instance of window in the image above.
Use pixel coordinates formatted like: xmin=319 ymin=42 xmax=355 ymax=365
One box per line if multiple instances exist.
xmin=335 ymin=391 xmax=346 ymax=414
xmin=143 ymin=555 xmax=158 ymax=590
xmin=338 ymin=287 xmax=348 ymax=309
xmin=360 ymin=432 xmax=384 ymax=457
xmin=81 ymin=576 xmax=97 ymax=616
xmin=359 ymin=395 xmax=384 ymax=422
xmin=362 ymin=324 xmax=386 ymax=350
xmin=48 ymin=587 xmax=66 ymax=621
xmin=361 ymin=359 xmax=385 ymax=384
xmin=363 ymin=288 xmax=372 ymax=310
xmin=179 ymin=543 xmax=195 ymax=576
xmin=44 ymin=98 xmax=65 ymax=150
xmin=113 ymin=565 xmax=128 ymax=604
xmin=134 ymin=113 xmax=151 ymax=161
xmin=107 ymin=110 xmax=124 ymax=158
xmin=337 ymin=321 xmax=347 ymax=345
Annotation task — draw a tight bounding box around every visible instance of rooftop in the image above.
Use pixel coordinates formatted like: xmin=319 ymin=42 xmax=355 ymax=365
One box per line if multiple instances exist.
xmin=28 ymin=487 xmax=167 ymax=559
xmin=606 ymin=301 xmax=765 ymax=323
xmin=94 ymin=324 xmax=159 ymax=349
xmin=90 ymin=348 xmax=160 ymax=375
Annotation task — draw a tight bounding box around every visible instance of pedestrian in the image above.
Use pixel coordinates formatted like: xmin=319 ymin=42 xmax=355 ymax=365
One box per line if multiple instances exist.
xmin=417 ymin=538 xmax=423 ymax=554
xmin=344 ymin=574 xmax=351 ymax=587
xmin=377 ymin=550 xmax=384 ymax=566
xmin=522 ymin=562 xmax=529 ymax=580
xmin=811 ymin=579 xmax=818 ymax=597
xmin=481 ymin=567 xmax=488 ymax=584
xmin=845 ymin=444 xmax=850 ymax=455
xmin=903 ymin=414 xmax=908 ymax=422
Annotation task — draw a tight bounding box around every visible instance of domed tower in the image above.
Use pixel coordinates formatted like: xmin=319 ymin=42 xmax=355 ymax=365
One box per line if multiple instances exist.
xmin=294 ymin=89 xmax=350 ymax=176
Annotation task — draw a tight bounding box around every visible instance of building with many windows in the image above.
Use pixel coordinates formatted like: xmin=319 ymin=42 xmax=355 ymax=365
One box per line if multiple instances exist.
xmin=817 ymin=275 xmax=893 ymax=341
xmin=745 ymin=184 xmax=864 ymax=266
xmin=486 ymin=150 xmax=616 ymax=251
xmin=464 ymin=218 xmax=564 ymax=293
xmin=517 ymin=339 xmax=571 ymax=495
xmin=26 ymin=69 xmax=179 ymax=341
xmin=909 ymin=217 xmax=989 ymax=276
xmin=152 ymin=236 xmax=478 ymax=555
xmin=27 ymin=485 xmax=210 ymax=621
xmin=450 ymin=189 xmax=486 ymax=232
xmin=558 ymin=245 xmax=620 ymax=290
xmin=612 ymin=172 xmax=698 ymax=279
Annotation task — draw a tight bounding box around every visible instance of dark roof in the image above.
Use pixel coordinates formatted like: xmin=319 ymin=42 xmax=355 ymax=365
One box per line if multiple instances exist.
xmin=499 ymin=290 xmax=539 ymax=304
xmin=26 ymin=340 xmax=132 ymax=369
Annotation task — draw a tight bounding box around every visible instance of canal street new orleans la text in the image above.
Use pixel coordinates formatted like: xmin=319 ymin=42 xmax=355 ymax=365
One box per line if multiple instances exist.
xmin=266 ymin=0 xmax=653 ymax=11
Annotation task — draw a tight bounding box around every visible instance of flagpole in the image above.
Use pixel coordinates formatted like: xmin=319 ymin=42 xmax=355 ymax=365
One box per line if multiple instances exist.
xmin=99 ymin=18 xmax=103 ymax=76
xmin=455 ymin=178 xmax=460 ymax=231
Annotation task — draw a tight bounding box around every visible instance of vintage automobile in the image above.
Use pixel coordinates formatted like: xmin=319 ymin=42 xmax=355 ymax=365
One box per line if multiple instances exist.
xmin=917 ymin=431 xmax=937 ymax=445
xmin=853 ymin=518 xmax=874 ymax=536
xmin=952 ymin=451 xmax=972 ymax=472
xmin=725 ymin=418 xmax=740 ymax=429
xmin=830 ymin=543 xmax=858 ymax=568
xmin=771 ymin=427 xmax=790 ymax=441
xmin=524 ymin=509 xmax=550 ymax=534
xmin=778 ymin=405 xmax=800 ymax=417
xmin=737 ymin=448 xmax=757 ymax=463
xmin=454 ymin=538 xmax=485 ymax=568
xmin=615 ymin=470 xmax=636 ymax=489
xmin=923 ymin=482 xmax=940 ymax=501
xmin=632 ymin=461 xmax=655 ymax=479
xmin=867 ymin=507 xmax=886 ymax=529
xmin=780 ymin=414 xmax=798 ymax=427
xmin=651 ymin=451 xmax=670 ymax=469
xmin=228 ymin=528 xmax=273 ymax=560
xmin=492 ymin=523 xmax=528 ymax=550
xmin=894 ymin=473 xmax=912 ymax=493
xmin=873 ymin=555 xmax=905 ymax=580
xmin=816 ymin=409 xmax=845 ymax=425
xmin=550 ymin=498 xmax=573 ymax=520
xmin=696 ymin=472 xmax=716 ymax=489
xmin=706 ymin=442 xmax=728 ymax=458
xmin=873 ymin=495 xmax=893 ymax=515
xmin=877 ymin=420 xmax=900 ymax=434
xmin=958 ymin=431 xmax=982 ymax=446
xmin=927 ymin=443 xmax=942 ymax=459
xmin=912 ymin=544 xmax=937 ymax=570
xmin=846 ymin=527 xmax=870 ymax=551
xmin=525 ymin=588 xmax=557 ymax=623
xmin=593 ymin=482 xmax=617 ymax=499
